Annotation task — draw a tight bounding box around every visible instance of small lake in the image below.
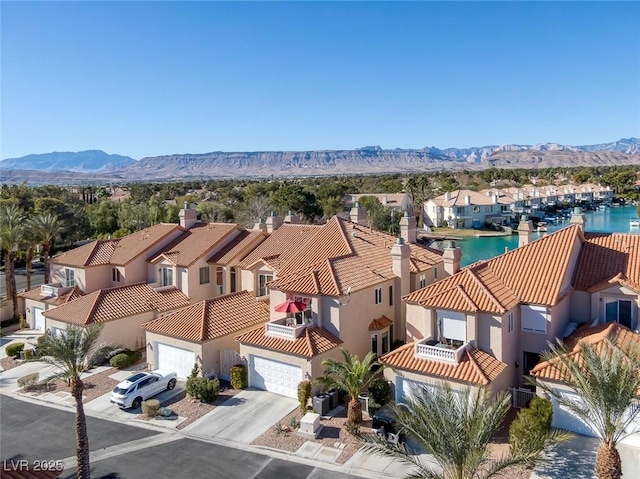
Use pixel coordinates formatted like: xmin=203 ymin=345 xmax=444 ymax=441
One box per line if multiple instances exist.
xmin=455 ymin=205 xmax=638 ymax=267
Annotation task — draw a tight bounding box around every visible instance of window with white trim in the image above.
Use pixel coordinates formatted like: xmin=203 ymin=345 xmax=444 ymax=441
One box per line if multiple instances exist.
xmin=521 ymin=305 xmax=547 ymax=334
xmin=371 ymin=334 xmax=378 ymax=355
xmin=604 ymin=298 xmax=633 ymax=329
xmin=294 ymin=296 xmax=313 ymax=325
xmin=161 ymin=267 xmax=173 ymax=287
xmin=381 ymin=331 xmax=389 ymax=354
xmin=65 ymin=268 xmax=75 ymax=287
xmin=199 ymin=267 xmax=210 ymax=285
xmin=258 ymin=274 xmax=273 ymax=297
xmin=389 ymin=285 xmax=393 ymax=306
xmin=419 ymin=274 xmax=426 ymax=288
xmin=112 ymin=267 xmax=121 ymax=283
xmin=508 ymin=312 xmax=514 ymax=333
xmin=374 ymin=287 xmax=382 ymax=304
xmin=215 ymin=267 xmax=223 ymax=294
xmin=437 ymin=310 xmax=466 ymax=345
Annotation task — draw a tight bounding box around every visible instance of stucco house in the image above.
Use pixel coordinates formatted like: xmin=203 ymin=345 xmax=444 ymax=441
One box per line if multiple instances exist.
xmin=423 ymin=189 xmax=514 ymax=229
xmin=381 ymin=209 xmax=640 ymax=445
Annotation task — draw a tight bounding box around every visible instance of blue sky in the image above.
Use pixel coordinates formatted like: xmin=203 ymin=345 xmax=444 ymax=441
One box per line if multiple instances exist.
xmin=2 ymin=1 xmax=639 ymax=160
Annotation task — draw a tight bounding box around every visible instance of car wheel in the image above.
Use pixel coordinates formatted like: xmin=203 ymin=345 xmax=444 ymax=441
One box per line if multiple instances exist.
xmin=131 ymin=396 xmax=143 ymax=409
xmin=167 ymin=378 xmax=177 ymax=390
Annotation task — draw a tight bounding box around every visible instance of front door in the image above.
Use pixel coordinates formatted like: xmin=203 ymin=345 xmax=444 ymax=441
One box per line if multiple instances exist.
xmin=522 ymin=351 xmax=541 ymax=389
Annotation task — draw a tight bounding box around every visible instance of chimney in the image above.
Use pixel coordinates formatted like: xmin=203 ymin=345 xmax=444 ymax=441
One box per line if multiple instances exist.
xmin=350 ymin=201 xmax=367 ymax=226
xmin=442 ymin=240 xmax=461 ymax=277
xmin=444 ymin=192 xmax=451 ymax=201
xmin=570 ymin=207 xmax=586 ymax=230
xmin=265 ymin=211 xmax=283 ymax=233
xmin=382 ymin=195 xmax=388 ymax=206
xmin=253 ymin=217 xmax=268 ymax=233
xmin=178 ymin=202 xmax=197 ymax=229
xmin=465 ymin=195 xmax=471 ymax=206
xmin=284 ymin=210 xmax=299 ymax=224
xmin=399 ymin=211 xmax=417 ymax=244
xmin=391 ymin=237 xmax=410 ymax=291
xmin=517 ymin=215 xmax=533 ymax=247
xmin=493 ymin=194 xmax=499 ymax=205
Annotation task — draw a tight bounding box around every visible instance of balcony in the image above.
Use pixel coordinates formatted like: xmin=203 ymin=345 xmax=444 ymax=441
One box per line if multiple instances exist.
xmin=265 ymin=317 xmax=309 ymax=339
xmin=415 ymin=339 xmax=469 ymax=363
xmin=40 ymin=283 xmax=72 ymax=298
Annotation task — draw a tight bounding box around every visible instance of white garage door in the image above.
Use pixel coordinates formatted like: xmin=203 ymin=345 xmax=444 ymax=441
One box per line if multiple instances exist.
xmin=33 ymin=308 xmax=45 ymax=331
xmin=156 ymin=343 xmax=195 ymax=379
xmin=397 ymin=377 xmax=437 ymax=404
xmin=250 ymin=355 xmax=302 ymax=398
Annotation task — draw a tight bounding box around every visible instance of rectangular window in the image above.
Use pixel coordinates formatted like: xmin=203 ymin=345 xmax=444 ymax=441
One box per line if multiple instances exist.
xmin=294 ymin=296 xmax=313 ymax=325
xmin=434 ymin=268 xmax=438 ymax=280
xmin=419 ymin=275 xmax=426 ymax=289
xmin=521 ymin=305 xmax=547 ymax=334
xmin=215 ymin=267 xmax=223 ymax=294
xmin=199 ymin=267 xmax=210 ymax=285
xmin=605 ymin=298 xmax=633 ymax=329
xmin=389 ymin=285 xmax=393 ymax=306
xmin=437 ymin=311 xmax=466 ymax=343
xmin=258 ymin=274 xmax=273 ymax=297
xmin=374 ymin=287 xmax=382 ymax=305
xmin=508 ymin=312 xmax=514 ymax=333
xmin=371 ymin=334 xmax=378 ymax=355
xmin=161 ymin=267 xmax=173 ymax=287
xmin=381 ymin=331 xmax=389 ymax=355
xmin=112 ymin=267 xmax=121 ymax=283
xmin=65 ymin=268 xmax=75 ymax=287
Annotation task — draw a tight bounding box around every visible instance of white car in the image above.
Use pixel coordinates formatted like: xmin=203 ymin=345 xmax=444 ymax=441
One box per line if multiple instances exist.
xmin=110 ymin=370 xmax=177 ymax=409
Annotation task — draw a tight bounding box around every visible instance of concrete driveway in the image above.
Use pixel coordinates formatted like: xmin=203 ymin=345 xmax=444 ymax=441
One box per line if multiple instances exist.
xmin=84 ymin=379 xmax=186 ymax=422
xmin=0 ymin=360 xmax=59 ymax=393
xmin=184 ymin=388 xmax=297 ymax=444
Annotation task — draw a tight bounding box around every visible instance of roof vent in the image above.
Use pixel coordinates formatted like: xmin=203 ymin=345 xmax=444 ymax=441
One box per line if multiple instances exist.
xmin=352 ymin=232 xmax=358 ymax=238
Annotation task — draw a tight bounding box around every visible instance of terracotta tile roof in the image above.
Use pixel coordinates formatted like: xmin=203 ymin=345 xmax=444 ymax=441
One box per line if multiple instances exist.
xmin=207 ymin=230 xmax=267 ymax=265
xmin=235 ymin=325 xmax=342 ymax=358
xmin=19 ymin=286 xmax=85 ymax=306
xmin=269 ymin=216 xmax=443 ymax=296
xmin=431 ymin=189 xmax=514 ymax=207
xmin=573 ymin=233 xmax=640 ymax=292
xmin=152 ymin=223 xmax=240 ymax=267
xmin=109 ymin=223 xmax=183 ymax=265
xmin=51 ymin=240 xmax=118 ymax=267
xmin=43 ymin=283 xmax=189 ymax=325
xmin=369 ymin=315 xmax=393 ymax=331
xmin=380 ymin=343 xmax=507 ymax=385
xmin=142 ymin=291 xmax=269 ymax=342
xmin=405 ymin=225 xmax=582 ymax=311
xmin=237 ymin=224 xmax=322 ymax=271
xmin=531 ymin=322 xmax=640 ymax=382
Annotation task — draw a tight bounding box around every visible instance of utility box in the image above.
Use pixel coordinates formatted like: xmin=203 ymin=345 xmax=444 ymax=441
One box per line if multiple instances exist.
xmin=313 ymin=394 xmax=330 ymax=416
xmin=298 ymin=412 xmax=322 ymax=439
xmin=327 ymin=389 xmax=339 ymax=410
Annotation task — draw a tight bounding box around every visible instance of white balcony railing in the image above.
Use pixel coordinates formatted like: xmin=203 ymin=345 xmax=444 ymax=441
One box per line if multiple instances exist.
xmin=40 ymin=283 xmax=72 ymax=298
xmin=415 ymin=339 xmax=469 ymax=363
xmin=265 ymin=317 xmax=309 ymax=339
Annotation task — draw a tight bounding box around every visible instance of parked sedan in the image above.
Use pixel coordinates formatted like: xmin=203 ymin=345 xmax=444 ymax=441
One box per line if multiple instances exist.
xmin=110 ymin=370 xmax=177 ymax=409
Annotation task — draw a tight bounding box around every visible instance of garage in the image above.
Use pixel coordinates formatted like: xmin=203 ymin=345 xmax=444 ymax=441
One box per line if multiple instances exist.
xmin=249 ymin=355 xmax=302 ymax=398
xmin=32 ymin=307 xmax=45 ymax=331
xmin=396 ymin=377 xmax=435 ymax=403
xmin=156 ymin=342 xmax=195 ymax=379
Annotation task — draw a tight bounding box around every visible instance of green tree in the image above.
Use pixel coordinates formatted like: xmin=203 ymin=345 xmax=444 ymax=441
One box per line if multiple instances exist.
xmin=530 ymin=337 xmax=640 ymax=479
xmin=31 ymin=212 xmax=61 ymax=284
xmin=315 ymin=349 xmax=381 ymax=424
xmin=35 ymin=324 xmax=116 ymax=479
xmin=270 ymin=183 xmax=321 ymax=221
xmin=0 ymin=205 xmax=25 ymax=318
xmin=362 ymin=383 xmax=564 ymax=479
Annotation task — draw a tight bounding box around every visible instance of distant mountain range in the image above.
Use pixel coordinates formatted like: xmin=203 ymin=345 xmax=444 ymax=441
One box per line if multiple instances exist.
xmin=1 ymin=138 xmax=639 ymax=185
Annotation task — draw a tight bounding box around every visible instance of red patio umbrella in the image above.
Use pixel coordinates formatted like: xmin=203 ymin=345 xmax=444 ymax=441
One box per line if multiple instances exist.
xmin=273 ymin=299 xmax=308 ymax=313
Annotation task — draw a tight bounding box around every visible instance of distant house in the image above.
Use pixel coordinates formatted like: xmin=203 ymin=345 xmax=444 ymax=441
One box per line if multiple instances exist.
xmin=344 ymin=193 xmax=413 ymax=214
xmin=423 ymin=189 xmax=514 ymax=229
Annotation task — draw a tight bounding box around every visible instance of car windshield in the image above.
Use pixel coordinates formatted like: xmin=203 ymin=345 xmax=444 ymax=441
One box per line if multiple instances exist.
xmin=112 ymin=387 xmax=129 ymax=395
xmin=127 ymin=372 xmax=147 ymax=382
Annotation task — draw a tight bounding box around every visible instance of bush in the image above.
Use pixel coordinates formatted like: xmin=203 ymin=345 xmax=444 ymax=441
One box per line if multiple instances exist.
xmin=105 ymin=347 xmax=128 ymax=361
xmin=5 ymin=342 xmax=25 ymax=358
xmin=368 ymin=399 xmax=381 ymax=417
xmin=24 ymin=349 xmax=34 ymax=360
xmin=17 ymin=372 xmax=39 ymax=390
xmin=186 ymin=366 xmax=220 ymax=403
xmin=127 ymin=349 xmax=142 ymax=364
xmin=289 ymin=416 xmax=301 ymax=430
xmin=110 ymin=353 xmax=133 ymax=369
xmin=297 ymin=380 xmax=312 ymax=413
xmin=230 ymin=364 xmax=247 ymax=389
xmin=37 ymin=335 xmax=47 ymax=348
xmin=509 ymin=396 xmax=554 ymax=455
xmin=368 ymin=378 xmax=392 ymax=406
xmin=141 ymin=399 xmax=160 ymax=417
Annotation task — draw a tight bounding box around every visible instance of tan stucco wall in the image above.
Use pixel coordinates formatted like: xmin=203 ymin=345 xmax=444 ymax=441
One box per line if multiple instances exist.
xmin=549 ymin=295 xmax=572 ymax=341
xmin=405 ymin=303 xmax=429 ymax=342
xmin=570 ymin=290 xmax=592 ymax=323
xmin=476 ymin=313 xmax=503 ymax=358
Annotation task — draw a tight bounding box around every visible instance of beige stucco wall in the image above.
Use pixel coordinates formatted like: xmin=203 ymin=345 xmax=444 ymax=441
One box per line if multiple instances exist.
xmin=405 ymin=303 xmax=429 ymax=342
xmin=500 ymin=308 xmax=520 ymax=387
xmin=570 ymin=290 xmax=592 ymax=323
xmin=549 ymin=295 xmax=572 ymax=341
xmin=476 ymin=313 xmax=503 ymax=358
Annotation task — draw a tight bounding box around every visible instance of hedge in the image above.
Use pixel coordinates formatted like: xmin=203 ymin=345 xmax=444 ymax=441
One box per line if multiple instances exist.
xmin=230 ymin=364 xmax=247 ymax=389
xmin=298 ymin=380 xmax=312 ymax=413
xmin=509 ymin=396 xmax=553 ymax=454
xmin=110 ymin=353 xmax=133 ymax=369
xmin=5 ymin=342 xmax=25 ymax=358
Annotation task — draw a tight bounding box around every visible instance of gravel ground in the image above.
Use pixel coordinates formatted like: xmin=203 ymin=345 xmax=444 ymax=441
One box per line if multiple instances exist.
xmin=0 ymin=356 xmax=21 ymax=371
xmin=137 ymin=384 xmax=243 ymax=430
xmin=18 ymin=367 xmax=119 ymax=403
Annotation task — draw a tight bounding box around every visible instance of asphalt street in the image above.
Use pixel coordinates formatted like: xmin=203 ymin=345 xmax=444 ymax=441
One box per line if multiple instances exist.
xmin=0 ymin=263 xmax=45 ymax=297
xmin=1 ymin=396 xmax=361 ymax=479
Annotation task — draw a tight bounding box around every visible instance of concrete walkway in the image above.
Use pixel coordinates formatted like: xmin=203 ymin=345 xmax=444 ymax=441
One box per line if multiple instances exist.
xmin=184 ymin=388 xmax=298 ymax=444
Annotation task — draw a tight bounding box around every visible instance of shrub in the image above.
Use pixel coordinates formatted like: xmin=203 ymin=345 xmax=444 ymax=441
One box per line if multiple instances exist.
xmin=367 ymin=399 xmax=381 ymax=417
xmin=105 ymin=347 xmax=128 ymax=361
xmin=5 ymin=342 xmax=25 ymax=358
xmin=289 ymin=416 xmax=301 ymax=430
xmin=37 ymin=335 xmax=47 ymax=347
xmin=509 ymin=396 xmax=554 ymax=455
xmin=274 ymin=422 xmax=291 ymax=436
xmin=17 ymin=372 xmax=39 ymax=390
xmin=141 ymin=399 xmax=160 ymax=417
xmin=297 ymin=380 xmax=312 ymax=413
xmin=187 ymin=368 xmax=220 ymax=403
xmin=24 ymin=349 xmax=34 ymax=360
xmin=110 ymin=353 xmax=133 ymax=369
xmin=368 ymin=378 xmax=392 ymax=406
xmin=230 ymin=364 xmax=247 ymax=389
xmin=18 ymin=315 xmax=27 ymax=330
xmin=344 ymin=420 xmax=360 ymax=436
xmin=127 ymin=349 xmax=142 ymax=364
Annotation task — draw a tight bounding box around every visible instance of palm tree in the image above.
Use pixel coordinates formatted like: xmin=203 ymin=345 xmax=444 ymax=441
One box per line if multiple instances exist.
xmin=315 ymin=348 xmax=381 ymax=424
xmin=22 ymin=223 xmax=39 ymax=291
xmin=31 ymin=212 xmax=60 ymax=284
xmin=0 ymin=205 xmax=25 ymax=319
xmin=36 ymin=324 xmax=115 ymax=479
xmin=362 ymin=383 xmax=561 ymax=479
xmin=530 ymin=337 xmax=640 ymax=479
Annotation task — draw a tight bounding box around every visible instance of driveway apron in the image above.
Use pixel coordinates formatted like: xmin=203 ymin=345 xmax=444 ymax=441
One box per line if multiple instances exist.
xmin=184 ymin=388 xmax=297 ymax=444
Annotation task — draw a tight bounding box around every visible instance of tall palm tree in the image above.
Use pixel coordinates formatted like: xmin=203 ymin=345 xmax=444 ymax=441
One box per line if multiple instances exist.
xmin=0 ymin=205 xmax=25 ymax=319
xmin=315 ymin=348 xmax=381 ymax=424
xmin=362 ymin=383 xmax=561 ymax=479
xmin=36 ymin=324 xmax=114 ymax=479
xmin=31 ymin=212 xmax=60 ymax=284
xmin=530 ymin=337 xmax=640 ymax=479
xmin=22 ymin=223 xmax=39 ymax=291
